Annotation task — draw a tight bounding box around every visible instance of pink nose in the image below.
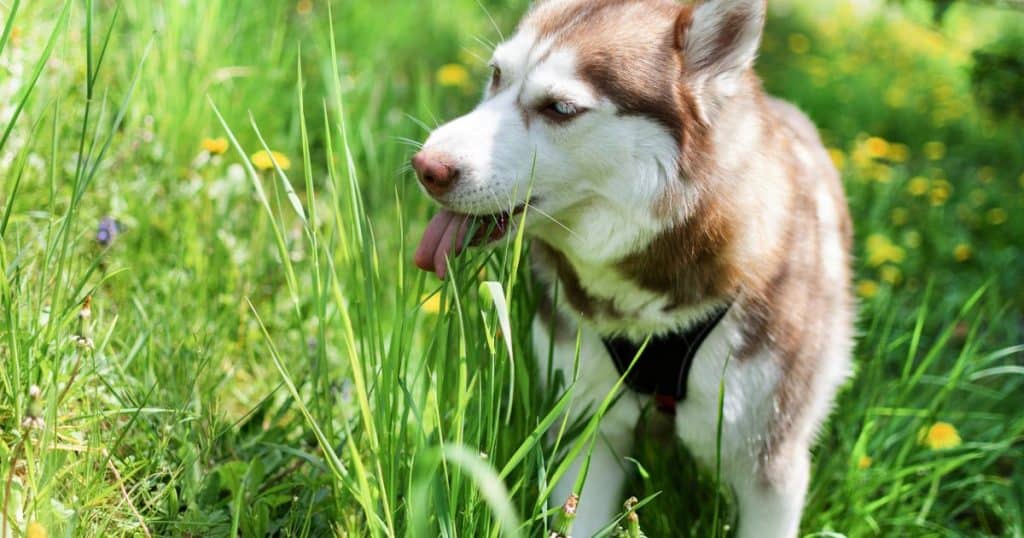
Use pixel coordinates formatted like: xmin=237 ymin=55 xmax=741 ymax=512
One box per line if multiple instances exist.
xmin=412 ymin=151 xmax=459 ymax=196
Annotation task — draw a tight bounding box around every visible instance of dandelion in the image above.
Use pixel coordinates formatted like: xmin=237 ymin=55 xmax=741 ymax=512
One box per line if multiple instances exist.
xmin=890 ymin=207 xmax=908 ymax=226
xmin=857 ymin=455 xmax=873 ymax=470
xmin=96 ymin=216 xmax=122 ymax=247
xmin=26 ymin=522 xmax=47 ymax=538
xmin=201 ymin=137 xmax=228 ymax=155
xmin=787 ymin=33 xmax=811 ymax=55
xmin=907 ymin=176 xmax=929 ymax=196
xmin=953 ymin=243 xmax=972 ymax=263
xmin=856 ymin=279 xmax=879 ymax=299
xmin=986 ymin=208 xmax=1007 ymax=225
xmin=71 ymin=335 xmax=95 ymax=350
xmin=22 ymin=385 xmax=44 ymax=431
xmin=903 ymin=230 xmax=922 ymax=249
xmin=436 ymin=63 xmax=471 ymax=89
xmin=920 ymin=422 xmax=961 ymax=450
xmin=827 ymin=148 xmax=846 ymax=170
xmin=887 ymin=143 xmax=910 ymax=163
xmin=296 ymin=0 xmax=313 ymax=15
xmin=864 ymin=137 xmax=890 ymax=159
xmin=867 ymin=164 xmax=893 ymax=183
xmin=421 ymin=293 xmax=442 ymax=314
xmin=929 ymin=179 xmax=952 ymax=206
xmin=251 ymin=150 xmax=291 ymax=171
xmin=923 ymin=141 xmax=946 ymax=161
xmin=79 ymin=295 xmax=92 ymax=321
xmin=879 ymin=265 xmax=902 ymax=285
xmin=978 ymin=166 xmax=995 ymax=184
xmin=865 ymin=234 xmax=905 ymax=267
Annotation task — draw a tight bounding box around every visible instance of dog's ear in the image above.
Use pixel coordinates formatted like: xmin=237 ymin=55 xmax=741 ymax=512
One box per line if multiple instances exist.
xmin=675 ymin=0 xmax=766 ymax=76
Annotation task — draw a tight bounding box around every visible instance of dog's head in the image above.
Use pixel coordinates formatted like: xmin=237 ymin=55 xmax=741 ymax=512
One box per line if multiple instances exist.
xmin=413 ymin=0 xmax=767 ymax=277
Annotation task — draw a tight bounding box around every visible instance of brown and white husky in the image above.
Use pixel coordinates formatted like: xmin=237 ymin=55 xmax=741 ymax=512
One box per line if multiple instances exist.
xmin=411 ymin=1 xmax=854 ymax=536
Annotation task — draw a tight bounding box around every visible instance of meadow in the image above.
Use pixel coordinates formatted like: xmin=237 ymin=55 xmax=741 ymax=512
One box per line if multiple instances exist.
xmin=0 ymin=0 xmax=1022 ymax=536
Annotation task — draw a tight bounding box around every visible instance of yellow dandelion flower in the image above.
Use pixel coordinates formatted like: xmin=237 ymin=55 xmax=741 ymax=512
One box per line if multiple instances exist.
xmin=857 ymin=455 xmax=873 ymax=470
xmin=866 ymin=234 xmax=906 ymax=267
xmin=296 ymin=0 xmax=313 ymax=15
xmin=788 ymin=33 xmax=811 ymax=55
xmin=879 ymin=265 xmax=902 ymax=285
xmin=201 ymin=137 xmax=229 ymax=155
xmin=26 ymin=522 xmax=47 ymax=538
xmin=923 ymin=141 xmax=946 ymax=161
xmin=903 ymin=230 xmax=922 ymax=249
xmin=856 ymin=279 xmax=879 ymax=299
xmin=890 ymin=207 xmax=909 ymax=226
xmin=887 ymin=143 xmax=910 ymax=163
xmin=986 ymin=208 xmax=1007 ymax=225
xmin=969 ymin=189 xmax=987 ymax=207
xmin=437 ymin=64 xmax=471 ymax=89
xmin=907 ymin=176 xmax=930 ymax=196
xmin=864 ymin=137 xmax=890 ymax=159
xmin=978 ymin=166 xmax=995 ymax=184
xmin=827 ymin=148 xmax=846 ymax=170
xmin=953 ymin=243 xmax=972 ymax=263
xmin=929 ymin=180 xmax=952 ymax=206
xmin=868 ymin=164 xmax=893 ymax=183
xmin=251 ymin=150 xmax=291 ymax=171
xmin=421 ymin=293 xmax=442 ymax=315
xmin=920 ymin=422 xmax=961 ymax=450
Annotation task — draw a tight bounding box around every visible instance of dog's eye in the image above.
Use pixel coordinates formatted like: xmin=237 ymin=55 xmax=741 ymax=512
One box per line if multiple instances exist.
xmin=541 ymin=100 xmax=584 ymax=122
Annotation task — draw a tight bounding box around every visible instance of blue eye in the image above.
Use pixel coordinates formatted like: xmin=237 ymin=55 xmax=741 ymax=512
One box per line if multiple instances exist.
xmin=541 ymin=100 xmax=585 ymax=122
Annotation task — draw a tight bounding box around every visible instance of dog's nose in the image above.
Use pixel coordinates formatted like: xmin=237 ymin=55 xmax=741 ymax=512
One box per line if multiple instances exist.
xmin=412 ymin=151 xmax=460 ymax=196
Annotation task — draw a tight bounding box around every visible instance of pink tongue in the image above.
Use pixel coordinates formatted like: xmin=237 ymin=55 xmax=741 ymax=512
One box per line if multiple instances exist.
xmin=414 ymin=209 xmax=472 ymax=279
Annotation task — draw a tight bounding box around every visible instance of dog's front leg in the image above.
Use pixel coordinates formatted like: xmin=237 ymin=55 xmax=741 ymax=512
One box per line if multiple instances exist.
xmin=730 ymin=444 xmax=810 ymax=538
xmin=532 ymin=315 xmax=641 ymax=537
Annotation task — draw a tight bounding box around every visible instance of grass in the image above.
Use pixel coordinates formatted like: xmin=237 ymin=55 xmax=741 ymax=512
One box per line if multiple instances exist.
xmin=0 ymin=0 xmax=1022 ymax=536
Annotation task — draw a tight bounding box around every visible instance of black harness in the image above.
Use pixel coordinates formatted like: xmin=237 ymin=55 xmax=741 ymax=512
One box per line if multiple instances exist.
xmin=601 ymin=305 xmax=730 ymax=415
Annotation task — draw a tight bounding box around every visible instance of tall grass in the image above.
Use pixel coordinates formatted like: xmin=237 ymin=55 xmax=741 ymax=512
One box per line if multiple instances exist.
xmin=0 ymin=0 xmax=1021 ymax=537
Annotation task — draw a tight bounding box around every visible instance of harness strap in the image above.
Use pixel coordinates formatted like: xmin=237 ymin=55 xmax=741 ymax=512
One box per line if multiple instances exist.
xmin=601 ymin=305 xmax=731 ymax=416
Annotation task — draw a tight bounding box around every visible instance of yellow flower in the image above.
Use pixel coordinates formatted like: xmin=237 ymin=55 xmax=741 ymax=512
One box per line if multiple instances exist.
xmin=986 ymin=208 xmax=1007 ymax=225
xmin=887 ymin=143 xmax=910 ymax=163
xmin=864 ymin=137 xmax=890 ymax=159
xmin=856 ymin=279 xmax=879 ymax=299
xmin=26 ymin=522 xmax=47 ymax=538
xmin=251 ymin=150 xmax=291 ymax=171
xmin=421 ymin=293 xmax=442 ymax=315
xmin=890 ymin=207 xmax=908 ymax=226
xmin=929 ymin=179 xmax=952 ymax=206
xmin=857 ymin=455 xmax=873 ymax=470
xmin=201 ymin=137 xmax=229 ymax=155
xmin=868 ymin=164 xmax=893 ymax=183
xmin=879 ymin=265 xmax=902 ymax=285
xmin=788 ymin=33 xmax=811 ymax=55
xmin=866 ymin=234 xmax=906 ymax=267
xmin=920 ymin=422 xmax=961 ymax=450
xmin=953 ymin=243 xmax=972 ymax=263
xmin=827 ymin=148 xmax=846 ymax=170
xmin=923 ymin=141 xmax=946 ymax=161
xmin=437 ymin=64 xmax=471 ymax=89
xmin=296 ymin=0 xmax=313 ymax=15
xmin=907 ymin=176 xmax=930 ymax=196
xmin=903 ymin=230 xmax=922 ymax=249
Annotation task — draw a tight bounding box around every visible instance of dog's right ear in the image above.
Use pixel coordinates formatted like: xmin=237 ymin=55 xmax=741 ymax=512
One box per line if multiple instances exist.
xmin=675 ymin=0 xmax=767 ymax=77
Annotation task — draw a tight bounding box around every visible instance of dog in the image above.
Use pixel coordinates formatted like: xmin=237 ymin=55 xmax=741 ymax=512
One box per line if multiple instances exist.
xmin=411 ymin=0 xmax=854 ymax=536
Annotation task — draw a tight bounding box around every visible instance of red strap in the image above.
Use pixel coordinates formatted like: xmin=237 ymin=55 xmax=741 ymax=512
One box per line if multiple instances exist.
xmin=654 ymin=394 xmax=677 ymax=416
